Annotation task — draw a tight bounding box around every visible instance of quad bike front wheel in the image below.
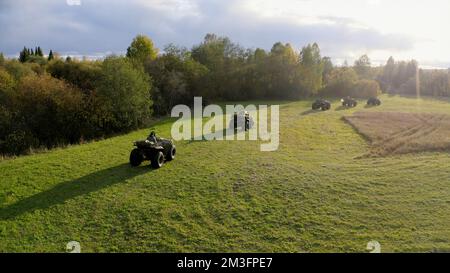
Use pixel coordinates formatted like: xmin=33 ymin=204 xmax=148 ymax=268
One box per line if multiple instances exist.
xmin=166 ymin=146 xmax=176 ymax=161
xmin=130 ymin=148 xmax=143 ymax=167
xmin=151 ymin=151 xmax=165 ymax=168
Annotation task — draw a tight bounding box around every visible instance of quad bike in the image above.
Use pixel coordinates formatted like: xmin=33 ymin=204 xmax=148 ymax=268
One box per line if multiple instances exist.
xmin=341 ymin=97 xmax=358 ymax=107
xmin=367 ymin=97 xmax=381 ymax=106
xmin=229 ymin=111 xmax=254 ymax=131
xmin=129 ymin=132 xmax=176 ymax=168
xmin=312 ymin=99 xmax=331 ymax=111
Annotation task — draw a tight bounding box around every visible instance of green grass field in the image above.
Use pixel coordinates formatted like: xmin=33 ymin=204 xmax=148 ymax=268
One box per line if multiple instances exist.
xmin=1 ymin=95 xmax=450 ymax=253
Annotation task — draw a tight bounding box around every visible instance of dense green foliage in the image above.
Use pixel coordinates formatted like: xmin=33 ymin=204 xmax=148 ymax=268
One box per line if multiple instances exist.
xmin=0 ymin=69 xmax=15 ymax=94
xmin=144 ymin=44 xmax=208 ymax=114
xmin=47 ymin=59 xmax=102 ymax=93
xmin=0 ymin=52 xmax=152 ymax=155
xmin=376 ymin=57 xmax=450 ymax=97
xmin=5 ymin=75 xmax=85 ymax=153
xmin=185 ymin=37 xmax=326 ymax=103
xmin=3 ymin=60 xmax=36 ymax=80
xmin=96 ymin=56 xmax=152 ymax=132
xmin=1 ymin=34 xmax=450 ymax=155
xmin=19 ymin=46 xmax=45 ymax=63
xmin=418 ymin=69 xmax=450 ymax=97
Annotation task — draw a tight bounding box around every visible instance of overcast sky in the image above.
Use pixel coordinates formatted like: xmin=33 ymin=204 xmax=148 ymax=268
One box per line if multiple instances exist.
xmin=1 ymin=0 xmax=449 ymax=68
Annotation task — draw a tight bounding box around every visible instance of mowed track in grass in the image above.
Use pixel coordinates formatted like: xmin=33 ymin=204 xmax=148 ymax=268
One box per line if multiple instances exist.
xmin=1 ymin=95 xmax=450 ymax=252
xmin=345 ymin=112 xmax=450 ymax=157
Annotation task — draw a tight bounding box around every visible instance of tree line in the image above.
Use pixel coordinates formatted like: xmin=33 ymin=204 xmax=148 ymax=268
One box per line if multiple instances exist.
xmin=1 ymin=34 xmax=449 ymax=155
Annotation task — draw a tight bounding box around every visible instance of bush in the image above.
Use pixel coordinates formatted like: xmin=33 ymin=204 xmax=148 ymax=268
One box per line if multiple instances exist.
xmin=0 ymin=68 xmax=15 ymax=93
xmin=4 ymin=60 xmax=35 ymax=80
xmin=0 ymin=130 xmax=39 ymax=155
xmin=97 ymin=56 xmax=153 ymax=132
xmin=27 ymin=62 xmax=46 ymax=76
xmin=47 ymin=59 xmax=102 ymax=93
xmin=27 ymin=55 xmax=48 ymax=66
xmin=0 ymin=106 xmax=12 ymax=139
xmin=0 ymin=106 xmax=39 ymax=155
xmin=0 ymin=69 xmax=15 ymax=110
xmin=0 ymin=57 xmax=154 ymax=155
xmin=12 ymin=75 xmax=85 ymax=149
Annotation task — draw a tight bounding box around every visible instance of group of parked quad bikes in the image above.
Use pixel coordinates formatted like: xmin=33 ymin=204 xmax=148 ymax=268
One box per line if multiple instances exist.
xmin=312 ymin=97 xmax=381 ymax=111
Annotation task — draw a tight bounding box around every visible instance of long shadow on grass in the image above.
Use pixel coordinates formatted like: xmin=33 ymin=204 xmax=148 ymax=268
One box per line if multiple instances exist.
xmin=187 ymin=128 xmax=245 ymax=144
xmin=0 ymin=163 xmax=150 ymax=220
xmin=335 ymin=105 xmax=353 ymax=111
xmin=300 ymin=109 xmax=322 ymax=116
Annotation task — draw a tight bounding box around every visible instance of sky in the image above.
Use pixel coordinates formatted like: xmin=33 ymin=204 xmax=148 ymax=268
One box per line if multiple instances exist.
xmin=0 ymin=0 xmax=449 ymax=68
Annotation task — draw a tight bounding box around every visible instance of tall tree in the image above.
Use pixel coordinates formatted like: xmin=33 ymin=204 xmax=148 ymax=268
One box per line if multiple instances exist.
xmin=145 ymin=45 xmax=207 ymax=115
xmin=253 ymin=48 xmax=267 ymax=62
xmin=380 ymin=56 xmax=395 ymax=91
xmin=97 ymin=56 xmax=153 ymax=131
xmin=354 ymin=54 xmax=371 ymax=79
xmin=19 ymin=47 xmax=29 ymax=63
xmin=191 ymin=34 xmax=245 ymax=99
xmin=321 ymin=56 xmax=334 ymax=84
xmin=36 ymin=46 xmax=43 ymax=57
xmin=299 ymin=43 xmax=324 ymax=95
xmin=126 ymin=35 xmax=158 ymax=65
xmin=191 ymin=34 xmax=243 ymax=69
xmin=48 ymin=50 xmax=54 ymax=61
xmin=265 ymin=42 xmax=300 ymax=98
xmin=299 ymin=43 xmax=321 ymax=67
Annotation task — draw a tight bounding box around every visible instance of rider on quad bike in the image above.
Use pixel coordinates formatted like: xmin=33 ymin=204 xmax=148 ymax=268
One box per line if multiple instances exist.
xmin=129 ymin=131 xmax=176 ymax=168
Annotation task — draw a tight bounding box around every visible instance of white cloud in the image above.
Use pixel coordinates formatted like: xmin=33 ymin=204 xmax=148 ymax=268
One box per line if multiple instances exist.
xmin=66 ymin=0 xmax=82 ymax=6
xmin=0 ymin=0 xmax=448 ymax=67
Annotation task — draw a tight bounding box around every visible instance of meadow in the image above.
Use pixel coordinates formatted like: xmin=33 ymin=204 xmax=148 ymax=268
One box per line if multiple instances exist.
xmin=1 ymin=94 xmax=450 ymax=252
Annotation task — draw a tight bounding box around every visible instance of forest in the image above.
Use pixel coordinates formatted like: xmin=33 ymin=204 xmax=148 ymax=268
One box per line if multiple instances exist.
xmin=1 ymin=34 xmax=449 ymax=155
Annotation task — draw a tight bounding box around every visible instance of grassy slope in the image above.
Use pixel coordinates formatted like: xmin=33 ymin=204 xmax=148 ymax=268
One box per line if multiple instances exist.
xmin=1 ymin=95 xmax=450 ymax=253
